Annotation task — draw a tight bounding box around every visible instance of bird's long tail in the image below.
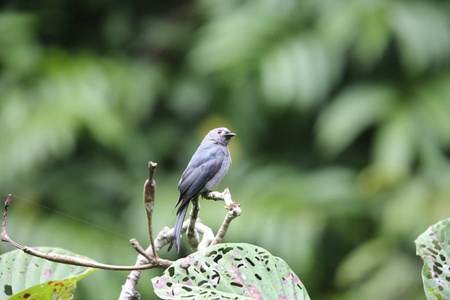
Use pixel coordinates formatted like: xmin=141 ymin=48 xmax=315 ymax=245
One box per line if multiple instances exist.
xmin=168 ymin=203 xmax=189 ymax=253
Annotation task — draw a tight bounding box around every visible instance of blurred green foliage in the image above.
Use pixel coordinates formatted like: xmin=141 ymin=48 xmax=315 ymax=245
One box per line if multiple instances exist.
xmin=1 ymin=0 xmax=450 ymax=299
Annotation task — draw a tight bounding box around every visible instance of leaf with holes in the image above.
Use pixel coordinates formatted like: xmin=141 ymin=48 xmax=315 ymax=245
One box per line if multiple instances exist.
xmin=415 ymin=218 xmax=450 ymax=300
xmin=0 ymin=247 xmax=97 ymax=299
xmin=152 ymin=243 xmax=311 ymax=299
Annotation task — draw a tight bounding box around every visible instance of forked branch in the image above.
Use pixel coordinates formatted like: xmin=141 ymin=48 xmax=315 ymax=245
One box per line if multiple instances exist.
xmin=1 ymin=194 xmax=172 ymax=271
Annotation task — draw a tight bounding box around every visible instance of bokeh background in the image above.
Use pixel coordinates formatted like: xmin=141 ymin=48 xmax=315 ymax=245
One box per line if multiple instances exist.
xmin=1 ymin=0 xmax=450 ymax=299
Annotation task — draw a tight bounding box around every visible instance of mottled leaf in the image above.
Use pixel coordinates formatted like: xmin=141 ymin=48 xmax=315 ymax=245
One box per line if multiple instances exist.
xmin=415 ymin=218 xmax=450 ymax=300
xmin=0 ymin=247 xmax=97 ymax=299
xmin=152 ymin=243 xmax=310 ymax=299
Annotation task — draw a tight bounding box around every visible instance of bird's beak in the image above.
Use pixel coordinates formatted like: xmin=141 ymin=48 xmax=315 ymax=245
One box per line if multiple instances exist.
xmin=224 ymin=132 xmax=236 ymax=138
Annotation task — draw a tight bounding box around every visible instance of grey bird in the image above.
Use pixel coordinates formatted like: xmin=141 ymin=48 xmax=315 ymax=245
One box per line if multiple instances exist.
xmin=168 ymin=127 xmax=236 ymax=253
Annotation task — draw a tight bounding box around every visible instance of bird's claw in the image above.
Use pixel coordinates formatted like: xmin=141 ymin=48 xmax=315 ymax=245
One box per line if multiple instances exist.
xmin=201 ymin=190 xmax=212 ymax=198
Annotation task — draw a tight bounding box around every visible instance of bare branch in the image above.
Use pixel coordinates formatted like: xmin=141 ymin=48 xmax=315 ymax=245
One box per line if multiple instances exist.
xmin=187 ymin=196 xmax=200 ymax=251
xmin=144 ymin=161 xmax=158 ymax=259
xmin=1 ymin=195 xmax=172 ymax=271
xmin=119 ymin=226 xmax=174 ymax=300
xmin=202 ymin=188 xmax=241 ymax=246
xmin=195 ymin=221 xmax=215 ymax=250
xmin=130 ymin=238 xmax=153 ymax=262
xmin=1 ymin=194 xmax=13 ymax=245
xmin=210 ymin=206 xmax=241 ymax=246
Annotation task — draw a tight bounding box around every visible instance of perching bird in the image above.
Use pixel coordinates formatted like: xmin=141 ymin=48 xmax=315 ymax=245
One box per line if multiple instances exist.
xmin=168 ymin=127 xmax=236 ymax=253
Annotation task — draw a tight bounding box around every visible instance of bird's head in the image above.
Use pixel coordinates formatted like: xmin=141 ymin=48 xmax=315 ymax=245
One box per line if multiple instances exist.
xmin=206 ymin=127 xmax=236 ymax=145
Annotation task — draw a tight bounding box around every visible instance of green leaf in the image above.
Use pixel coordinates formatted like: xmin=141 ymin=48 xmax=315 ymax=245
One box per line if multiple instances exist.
xmin=0 ymin=12 xmax=41 ymax=74
xmin=260 ymin=36 xmax=341 ymax=108
xmin=316 ymin=84 xmax=395 ymax=156
xmin=152 ymin=243 xmax=311 ymax=300
xmin=415 ymin=74 xmax=450 ymax=148
xmin=372 ymin=107 xmax=414 ymax=184
xmin=189 ymin=4 xmax=285 ymax=75
xmin=381 ymin=178 xmax=430 ymax=239
xmin=0 ymin=247 xmax=97 ymax=299
xmin=415 ymin=218 xmax=450 ymax=300
xmin=335 ymin=238 xmax=391 ymax=288
xmin=392 ymin=2 xmax=450 ymax=74
xmin=352 ymin=5 xmax=390 ymax=69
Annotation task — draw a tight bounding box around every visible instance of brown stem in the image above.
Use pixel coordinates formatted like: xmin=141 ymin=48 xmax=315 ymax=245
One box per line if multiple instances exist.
xmin=143 ymin=161 xmax=158 ymax=259
xmin=187 ymin=196 xmax=200 ymax=251
xmin=202 ymin=188 xmax=242 ymax=246
xmin=210 ymin=208 xmax=240 ymax=246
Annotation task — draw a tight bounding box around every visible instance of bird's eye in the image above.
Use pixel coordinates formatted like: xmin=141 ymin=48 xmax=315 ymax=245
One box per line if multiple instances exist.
xmin=217 ymin=130 xmax=222 ymax=134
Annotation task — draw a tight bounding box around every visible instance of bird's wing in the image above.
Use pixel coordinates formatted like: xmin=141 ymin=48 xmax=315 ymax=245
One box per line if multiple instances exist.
xmin=174 ymin=146 xmax=226 ymax=214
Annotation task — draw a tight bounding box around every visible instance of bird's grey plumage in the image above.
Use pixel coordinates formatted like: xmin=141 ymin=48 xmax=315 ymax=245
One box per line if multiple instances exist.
xmin=168 ymin=127 xmax=235 ymax=253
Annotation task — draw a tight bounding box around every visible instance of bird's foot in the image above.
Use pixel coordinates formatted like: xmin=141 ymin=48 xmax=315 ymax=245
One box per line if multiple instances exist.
xmin=201 ymin=190 xmax=212 ymax=198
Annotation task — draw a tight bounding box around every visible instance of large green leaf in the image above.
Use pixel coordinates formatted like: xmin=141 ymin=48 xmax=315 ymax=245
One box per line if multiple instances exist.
xmin=0 ymin=247 xmax=97 ymax=299
xmin=152 ymin=243 xmax=310 ymax=299
xmin=415 ymin=218 xmax=450 ymax=300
